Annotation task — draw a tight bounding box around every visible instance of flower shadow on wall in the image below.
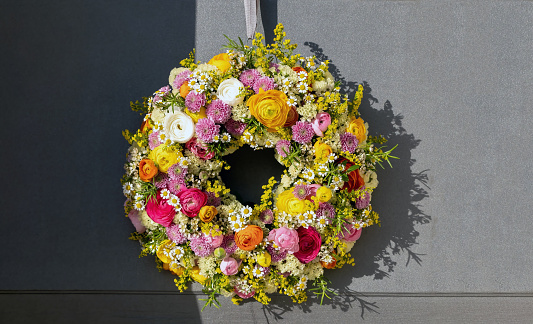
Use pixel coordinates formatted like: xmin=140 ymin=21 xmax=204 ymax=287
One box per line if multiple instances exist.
xmin=256 ymin=42 xmax=431 ymax=319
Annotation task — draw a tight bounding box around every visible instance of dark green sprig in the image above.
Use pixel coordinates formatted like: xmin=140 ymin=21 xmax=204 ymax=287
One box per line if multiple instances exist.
xmin=199 ymin=274 xmax=223 ymax=311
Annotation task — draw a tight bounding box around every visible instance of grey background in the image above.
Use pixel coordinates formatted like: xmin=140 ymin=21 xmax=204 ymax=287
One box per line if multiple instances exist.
xmin=2 ymin=0 xmax=533 ymax=323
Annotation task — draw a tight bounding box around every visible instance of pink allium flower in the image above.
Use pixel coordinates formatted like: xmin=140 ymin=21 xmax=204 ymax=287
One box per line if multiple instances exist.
xmin=173 ymin=70 xmax=191 ymax=89
xmin=176 ymin=188 xmax=207 ymax=217
xmin=145 ymin=191 xmax=176 ymax=227
xmin=153 ymin=172 xmax=169 ymax=189
xmin=185 ymin=91 xmax=206 ymax=113
xmin=337 ymin=224 xmax=362 ymax=242
xmin=206 ymin=99 xmax=231 ymax=124
xmin=224 ymin=119 xmax=247 ymax=136
xmin=259 ymin=209 xmax=274 ymax=224
xmin=266 ymin=244 xmax=288 ymax=262
xmin=355 ymin=189 xmax=371 ymax=209
xmin=167 ymin=178 xmax=186 ymax=196
xmin=204 ymin=231 xmax=223 ymax=248
xmin=205 ymin=191 xmax=221 ymax=207
xmin=268 ymin=227 xmax=300 ymax=253
xmin=153 ymin=85 xmax=171 ymax=102
xmin=293 ymin=226 xmax=321 ymax=264
xmin=312 ymin=112 xmax=331 ymax=137
xmin=316 ymin=202 xmax=336 ymax=219
xmin=186 ymin=137 xmax=215 ymax=160
xmin=166 ymin=224 xmax=187 ymax=244
xmin=292 ymin=121 xmax=314 ymax=144
xmin=221 ymin=234 xmax=238 ymax=255
xmin=340 ymin=132 xmax=359 ymax=153
xmin=148 ymin=131 xmax=162 ymax=150
xmin=276 ymin=139 xmax=291 ymax=157
xmin=195 ymin=118 xmax=220 ymax=143
xmin=168 ymin=163 xmax=188 ymax=180
xmin=128 ymin=209 xmax=146 ymax=233
xmin=253 ymin=76 xmax=275 ymax=93
xmin=190 ymin=236 xmax=214 ymax=257
xmin=239 ymin=69 xmax=260 ymax=88
xmin=220 ymin=257 xmax=241 ymax=276
xmin=293 ymin=184 xmax=311 ymax=200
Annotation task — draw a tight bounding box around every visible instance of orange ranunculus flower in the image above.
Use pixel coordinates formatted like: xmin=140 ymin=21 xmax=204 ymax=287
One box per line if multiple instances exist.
xmin=320 ymin=259 xmax=337 ymax=269
xmin=208 ymin=53 xmax=231 ymax=73
xmin=292 ymin=66 xmax=306 ymax=74
xmin=247 ymin=89 xmax=291 ymax=130
xmin=234 ymin=225 xmax=263 ymax=251
xmin=199 ymin=205 xmax=217 ymax=222
xmin=139 ymin=159 xmax=158 ymax=182
xmin=180 ymin=82 xmax=191 ymax=98
xmin=283 ymin=105 xmax=299 ymax=127
xmin=314 ymin=141 xmax=332 ymax=163
xmin=347 ymin=117 xmax=367 ymax=143
xmin=140 ymin=119 xmax=152 ymax=133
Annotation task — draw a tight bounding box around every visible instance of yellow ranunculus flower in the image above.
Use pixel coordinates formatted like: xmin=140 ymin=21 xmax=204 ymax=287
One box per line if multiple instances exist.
xmin=247 ymin=89 xmax=291 ymax=131
xmin=199 ymin=205 xmax=217 ymax=223
xmin=314 ymin=141 xmax=332 ymax=163
xmin=185 ymin=106 xmax=207 ymax=123
xmin=276 ymin=189 xmax=307 ymax=215
xmin=190 ymin=266 xmax=208 ymax=285
xmin=156 ymin=240 xmax=176 ymax=264
xmin=148 ymin=145 xmax=181 ymax=173
xmin=208 ymin=53 xmax=231 ymax=73
xmin=346 ymin=117 xmax=367 ymax=143
xmin=257 ymin=252 xmax=272 ymax=267
xmin=316 ymin=186 xmax=332 ymax=203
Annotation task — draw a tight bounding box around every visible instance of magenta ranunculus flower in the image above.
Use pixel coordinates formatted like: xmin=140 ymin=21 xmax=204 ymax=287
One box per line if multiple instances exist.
xmin=312 ymin=112 xmax=331 ymax=137
xmin=268 ymin=227 xmax=299 ymax=253
xmin=176 ymin=188 xmax=207 ymax=217
xmin=337 ymin=224 xmax=362 ymax=242
xmin=220 ymin=256 xmax=241 ymax=276
xmin=204 ymin=231 xmax=223 ymax=248
xmin=186 ymin=137 xmax=215 ymax=160
xmin=145 ymin=191 xmax=176 ymax=227
xmin=234 ymin=286 xmax=255 ymax=299
xmin=293 ymin=226 xmax=321 ymax=264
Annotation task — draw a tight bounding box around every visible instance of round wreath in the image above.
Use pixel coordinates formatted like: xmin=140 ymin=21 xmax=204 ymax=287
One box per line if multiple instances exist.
xmin=121 ymin=24 xmax=396 ymax=307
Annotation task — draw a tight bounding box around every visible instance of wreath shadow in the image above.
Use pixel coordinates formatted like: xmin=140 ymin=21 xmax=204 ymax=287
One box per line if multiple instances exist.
xmin=238 ymin=42 xmax=431 ymax=321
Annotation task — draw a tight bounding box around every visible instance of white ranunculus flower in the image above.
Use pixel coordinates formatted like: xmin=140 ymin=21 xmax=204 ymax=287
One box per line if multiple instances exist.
xmin=217 ymin=78 xmax=244 ymax=106
xmin=163 ymin=110 xmax=195 ymax=143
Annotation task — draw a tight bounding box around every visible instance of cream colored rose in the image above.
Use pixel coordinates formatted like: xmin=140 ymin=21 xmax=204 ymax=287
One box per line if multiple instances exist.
xmin=163 ymin=111 xmax=195 ymax=143
xmin=151 ymin=107 xmax=165 ymax=123
xmin=363 ymin=170 xmax=379 ymax=189
xmin=217 ymin=78 xmax=244 ymax=106
xmin=312 ymin=79 xmax=328 ymax=93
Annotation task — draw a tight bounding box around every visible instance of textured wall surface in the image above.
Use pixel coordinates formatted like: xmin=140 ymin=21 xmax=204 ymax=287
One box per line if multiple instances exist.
xmin=2 ymin=0 xmax=533 ymax=322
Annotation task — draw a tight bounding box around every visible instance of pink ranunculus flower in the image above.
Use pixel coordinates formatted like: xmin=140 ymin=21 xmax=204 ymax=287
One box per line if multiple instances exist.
xmin=293 ymin=226 xmax=321 ymax=264
xmin=267 ymin=227 xmax=300 ymax=253
xmin=311 ymin=112 xmax=331 ymax=137
xmin=128 ymin=209 xmax=146 ymax=233
xmin=220 ymin=256 xmax=241 ymax=276
xmin=337 ymin=223 xmax=362 ymax=242
xmin=185 ymin=137 xmax=215 ymax=161
xmin=176 ymin=188 xmax=207 ymax=217
xmin=145 ymin=191 xmax=176 ymax=227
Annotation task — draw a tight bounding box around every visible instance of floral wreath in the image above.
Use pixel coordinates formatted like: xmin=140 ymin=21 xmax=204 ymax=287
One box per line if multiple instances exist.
xmin=121 ymin=24 xmax=396 ymax=308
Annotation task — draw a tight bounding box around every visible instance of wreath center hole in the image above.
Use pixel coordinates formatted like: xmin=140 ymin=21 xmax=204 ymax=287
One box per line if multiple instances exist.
xmin=219 ymin=146 xmax=285 ymax=206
